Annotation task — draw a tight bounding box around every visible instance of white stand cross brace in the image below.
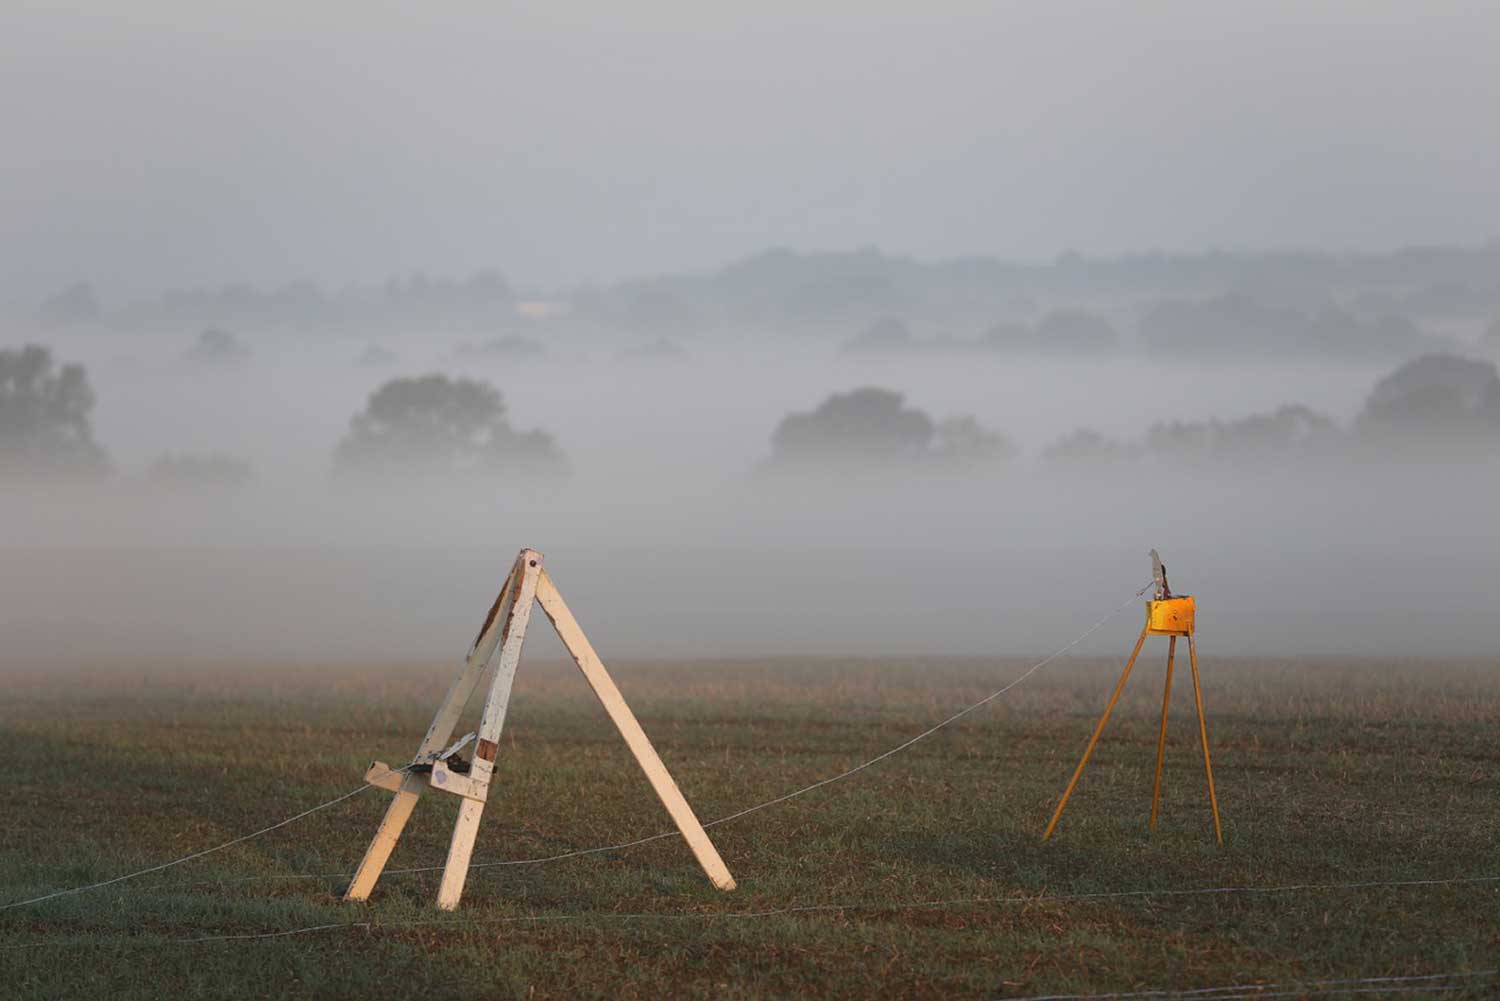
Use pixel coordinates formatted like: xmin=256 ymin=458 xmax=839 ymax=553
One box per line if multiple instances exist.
xmin=344 ymin=548 xmax=736 ymax=910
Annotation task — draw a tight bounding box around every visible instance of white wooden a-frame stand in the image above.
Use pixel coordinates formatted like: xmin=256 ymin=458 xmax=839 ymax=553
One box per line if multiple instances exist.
xmin=344 ymin=548 xmax=736 ymax=910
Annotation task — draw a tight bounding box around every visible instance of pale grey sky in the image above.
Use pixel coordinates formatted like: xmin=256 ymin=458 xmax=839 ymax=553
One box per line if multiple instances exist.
xmin=2 ymin=1 xmax=1497 ymax=297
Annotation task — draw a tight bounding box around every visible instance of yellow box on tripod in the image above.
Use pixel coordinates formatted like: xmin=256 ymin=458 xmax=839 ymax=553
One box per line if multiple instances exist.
xmin=1146 ymin=596 xmax=1195 ymax=636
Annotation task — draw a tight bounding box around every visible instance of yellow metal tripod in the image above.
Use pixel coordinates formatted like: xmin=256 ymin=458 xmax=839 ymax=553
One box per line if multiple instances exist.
xmin=1042 ymin=590 xmax=1223 ymax=843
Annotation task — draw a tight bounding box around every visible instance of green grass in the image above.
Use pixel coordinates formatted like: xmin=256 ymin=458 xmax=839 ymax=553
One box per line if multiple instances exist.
xmin=2 ymin=655 xmax=1497 ymax=999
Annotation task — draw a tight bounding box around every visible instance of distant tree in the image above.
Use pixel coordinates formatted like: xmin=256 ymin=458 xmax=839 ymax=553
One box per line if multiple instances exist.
xmin=460 ymin=268 xmax=513 ymax=305
xmin=383 ymin=269 xmax=511 ymax=307
xmin=146 ymin=281 xmax=331 ymax=331
xmin=766 ymin=387 xmax=1009 ymax=473
xmin=783 ymin=274 xmax=905 ymax=323
xmin=334 ymin=374 xmax=565 ymax=479
xmin=455 ymin=336 xmax=548 ymax=360
xmin=1035 ymin=309 xmax=1116 ymax=351
xmin=186 ymin=328 xmax=252 ymax=367
xmin=770 ymin=387 xmax=933 ymax=469
xmin=979 ymin=310 xmax=1114 ymax=353
xmin=0 ymin=344 xmax=108 ymax=477
xmin=617 ymin=286 xmax=701 ymax=335
xmin=1043 ymin=428 xmax=1136 ymax=466
xmin=1140 ymin=292 xmax=1419 ymax=357
xmin=844 ymin=318 xmax=976 ymax=356
xmin=932 ymin=416 xmax=1015 ymax=468
xmin=1147 ymin=404 xmax=1339 ymax=461
xmin=1356 ymin=353 xmax=1500 ymax=442
xmin=1145 ymin=419 xmax=1215 ymax=460
xmin=1222 ymin=405 xmax=1339 ymax=453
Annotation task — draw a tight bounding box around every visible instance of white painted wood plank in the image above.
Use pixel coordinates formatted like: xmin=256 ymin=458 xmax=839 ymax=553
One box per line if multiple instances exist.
xmin=344 ymin=561 xmax=519 ymax=902
xmin=535 ymin=569 xmax=737 ymax=892
xmin=436 ymin=799 xmax=487 ymax=911
xmin=470 ymin=550 xmax=543 ymax=775
xmin=418 ymin=561 xmax=522 ymax=760
xmin=343 ymin=771 xmax=427 ymax=901
xmin=435 ymin=549 xmax=543 ymax=909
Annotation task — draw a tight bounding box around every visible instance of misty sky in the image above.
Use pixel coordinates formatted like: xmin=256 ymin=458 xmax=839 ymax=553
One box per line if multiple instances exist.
xmin=4 ymin=1 xmax=1498 ymax=298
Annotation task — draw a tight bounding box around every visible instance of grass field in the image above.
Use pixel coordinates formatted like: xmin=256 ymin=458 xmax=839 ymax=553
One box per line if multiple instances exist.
xmin=2 ymin=651 xmax=1497 ymax=999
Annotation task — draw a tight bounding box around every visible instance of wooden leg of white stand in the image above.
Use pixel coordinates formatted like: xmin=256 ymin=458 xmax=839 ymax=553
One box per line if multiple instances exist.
xmin=535 ymin=569 xmax=737 ymax=892
xmin=344 ymin=564 xmax=519 ymax=902
xmin=436 ymin=799 xmax=487 ymax=911
xmin=435 ymin=549 xmax=544 ymax=911
xmin=343 ymin=771 xmax=426 ymax=901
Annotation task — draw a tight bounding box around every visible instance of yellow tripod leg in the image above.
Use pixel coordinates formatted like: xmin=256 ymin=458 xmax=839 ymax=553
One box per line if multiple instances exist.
xmin=1187 ymin=633 xmax=1223 ymax=843
xmin=1149 ymin=636 xmax=1176 ymax=830
xmin=1043 ymin=624 xmax=1150 ymax=841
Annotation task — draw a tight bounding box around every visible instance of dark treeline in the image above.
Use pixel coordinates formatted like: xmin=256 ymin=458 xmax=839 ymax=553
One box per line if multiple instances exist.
xmin=770 ymin=353 xmax=1500 ymax=476
xmin=5 ymin=343 xmax=1497 ymax=486
xmin=16 ymin=242 xmax=1500 ymax=362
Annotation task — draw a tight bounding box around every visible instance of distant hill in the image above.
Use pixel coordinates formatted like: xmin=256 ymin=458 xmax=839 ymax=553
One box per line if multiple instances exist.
xmin=21 ymin=241 xmax=1500 ymax=358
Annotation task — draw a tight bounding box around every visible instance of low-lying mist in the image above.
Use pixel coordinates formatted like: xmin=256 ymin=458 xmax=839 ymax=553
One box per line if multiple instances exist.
xmin=5 ymin=343 xmax=1498 ymax=669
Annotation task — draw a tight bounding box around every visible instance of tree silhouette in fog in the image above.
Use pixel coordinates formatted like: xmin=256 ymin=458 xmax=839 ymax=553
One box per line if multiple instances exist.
xmin=1043 ymin=429 xmax=1137 ymax=466
xmin=767 ymin=387 xmax=1010 ymax=473
xmin=1140 ymin=291 xmax=1419 ymax=357
xmin=186 ymin=327 xmax=252 ymax=367
xmin=0 ymin=344 xmax=108 ymax=477
xmin=1357 ymin=353 xmax=1500 ymax=442
xmin=933 ymin=416 xmax=1016 ymax=467
xmin=334 ymin=374 xmax=564 ymax=478
xmin=1043 ymin=405 xmax=1338 ymax=468
xmin=1035 ymin=310 xmax=1116 ymax=351
xmin=1147 ymin=404 xmax=1340 ymax=462
xmin=979 ymin=310 xmax=1115 ymax=354
xmin=772 ymin=388 xmax=932 ymax=466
